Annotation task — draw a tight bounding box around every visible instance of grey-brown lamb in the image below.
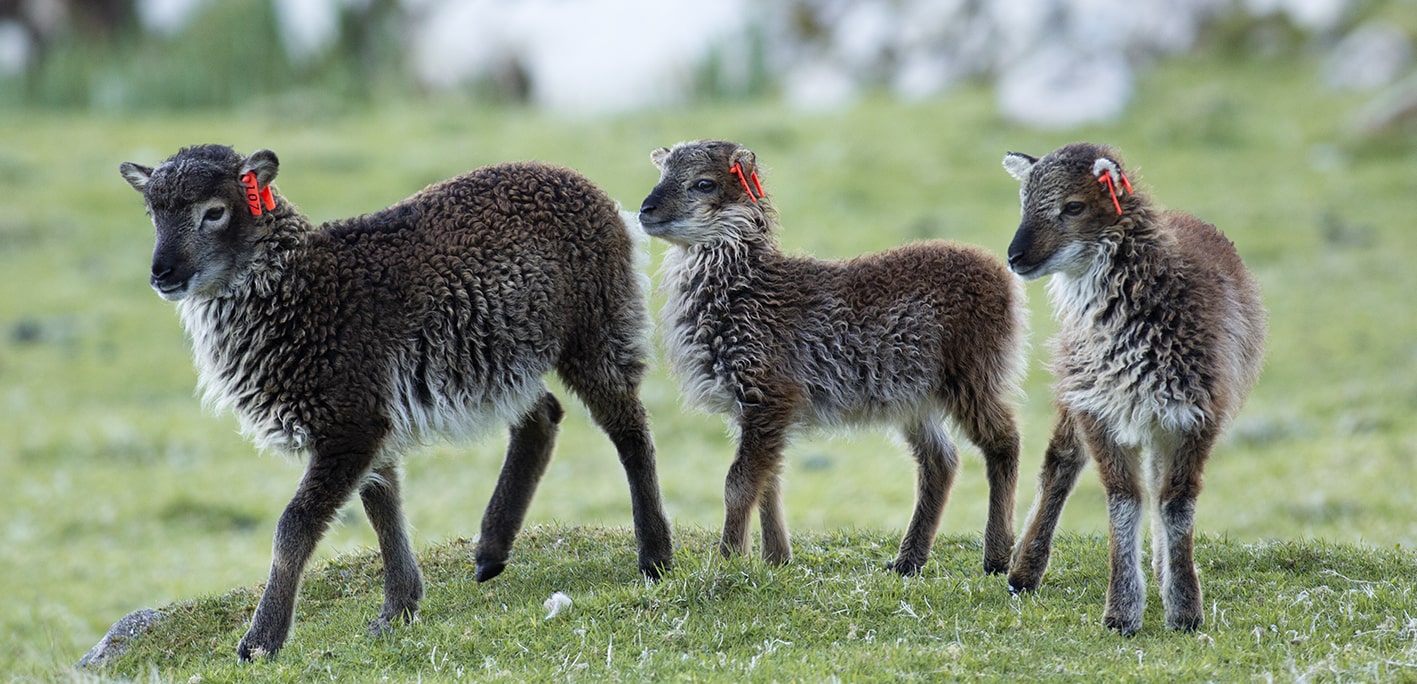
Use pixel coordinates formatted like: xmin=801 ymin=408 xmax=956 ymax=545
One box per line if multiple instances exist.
xmin=638 ymin=140 xmax=1028 ymax=575
xmin=1001 ymin=142 xmax=1265 ymax=636
xmin=119 ymin=145 xmax=673 ymax=660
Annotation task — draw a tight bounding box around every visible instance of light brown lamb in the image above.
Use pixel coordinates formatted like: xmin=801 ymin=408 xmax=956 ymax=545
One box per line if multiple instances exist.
xmin=639 ymin=140 xmax=1028 ymax=575
xmin=1002 ymin=142 xmax=1266 ymax=635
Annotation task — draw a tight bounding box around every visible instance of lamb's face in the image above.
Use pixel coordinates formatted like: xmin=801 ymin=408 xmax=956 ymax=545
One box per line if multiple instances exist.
xmin=1002 ymin=142 xmax=1131 ymax=280
xmin=638 ymin=140 xmax=766 ymax=247
xmin=120 ymin=145 xmax=277 ymax=301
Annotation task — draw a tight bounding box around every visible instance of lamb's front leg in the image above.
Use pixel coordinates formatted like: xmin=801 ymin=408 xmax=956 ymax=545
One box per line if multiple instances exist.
xmin=1156 ymin=429 xmax=1215 ymax=632
xmin=720 ymin=404 xmax=792 ymax=560
xmin=239 ymin=444 xmax=376 ymax=660
xmin=757 ymin=474 xmax=791 ymax=565
xmin=475 ymin=392 xmax=562 ymax=583
xmin=1082 ymin=417 xmax=1147 ymax=636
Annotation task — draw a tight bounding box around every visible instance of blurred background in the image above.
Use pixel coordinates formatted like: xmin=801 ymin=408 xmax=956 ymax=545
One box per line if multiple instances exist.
xmin=1 ymin=0 xmax=1415 ymax=677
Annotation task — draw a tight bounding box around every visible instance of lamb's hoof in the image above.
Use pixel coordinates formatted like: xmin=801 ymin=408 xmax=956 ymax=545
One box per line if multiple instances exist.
xmin=983 ymin=558 xmax=1011 ymax=575
xmin=1104 ymin=614 xmax=1141 ymax=637
xmin=885 ymin=558 xmax=924 ymax=576
xmin=367 ymin=616 xmax=394 ymax=638
xmin=367 ymin=608 xmax=416 ymax=637
xmin=475 ymin=561 xmax=506 ymax=583
xmin=640 ymin=559 xmax=670 ymax=581
xmin=236 ymin=634 xmax=278 ymax=663
xmin=1166 ymin=612 xmax=1204 ymax=632
xmin=1006 ymin=572 xmax=1041 ymax=595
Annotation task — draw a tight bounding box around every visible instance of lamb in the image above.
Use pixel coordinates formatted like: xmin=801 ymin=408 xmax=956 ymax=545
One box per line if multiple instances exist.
xmin=1000 ymin=142 xmax=1266 ymax=635
xmin=638 ymin=140 xmax=1027 ymax=575
xmin=118 ymin=145 xmax=673 ymax=660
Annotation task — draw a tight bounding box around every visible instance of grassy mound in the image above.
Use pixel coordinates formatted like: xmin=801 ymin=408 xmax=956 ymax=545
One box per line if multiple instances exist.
xmin=88 ymin=525 xmax=1417 ymax=682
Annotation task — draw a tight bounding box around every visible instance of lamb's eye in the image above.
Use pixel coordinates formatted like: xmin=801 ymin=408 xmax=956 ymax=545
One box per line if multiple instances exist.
xmin=694 ymin=179 xmax=717 ymax=192
xmin=203 ymin=206 xmax=226 ymax=223
xmin=1062 ymin=201 xmax=1086 ymax=217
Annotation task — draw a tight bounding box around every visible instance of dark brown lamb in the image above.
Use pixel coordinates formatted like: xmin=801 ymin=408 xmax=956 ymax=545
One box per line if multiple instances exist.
xmin=638 ymin=140 xmax=1028 ymax=575
xmin=1001 ymin=142 xmax=1266 ymax=636
xmin=119 ymin=145 xmax=673 ymax=660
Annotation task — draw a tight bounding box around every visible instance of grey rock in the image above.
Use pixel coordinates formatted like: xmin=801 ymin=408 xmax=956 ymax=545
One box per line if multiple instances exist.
xmin=1322 ymin=21 xmax=1413 ymax=92
xmin=77 ymin=609 xmax=164 ymax=669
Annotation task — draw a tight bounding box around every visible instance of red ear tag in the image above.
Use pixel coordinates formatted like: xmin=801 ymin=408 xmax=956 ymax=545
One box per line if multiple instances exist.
xmin=241 ymin=171 xmax=264 ymax=216
xmin=259 ymin=185 xmax=276 ymax=211
xmin=750 ymin=170 xmax=765 ymax=199
xmin=1098 ymin=173 xmax=1123 ymax=216
xmin=730 ymin=162 xmax=759 ymax=203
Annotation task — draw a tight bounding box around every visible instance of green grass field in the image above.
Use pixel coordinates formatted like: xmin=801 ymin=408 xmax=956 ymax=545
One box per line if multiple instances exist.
xmin=2 ymin=52 xmax=1415 ymax=679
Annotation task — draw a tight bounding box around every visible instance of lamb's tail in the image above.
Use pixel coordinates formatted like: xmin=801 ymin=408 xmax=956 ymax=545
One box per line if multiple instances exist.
xmin=616 ymin=206 xmax=656 ymax=365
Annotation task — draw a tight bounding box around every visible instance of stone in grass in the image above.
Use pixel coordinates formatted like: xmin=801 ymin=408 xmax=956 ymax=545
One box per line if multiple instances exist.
xmin=77 ymin=608 xmax=164 ymax=669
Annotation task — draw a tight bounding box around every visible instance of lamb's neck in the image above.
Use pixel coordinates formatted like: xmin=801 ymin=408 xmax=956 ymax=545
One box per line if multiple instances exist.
xmin=1049 ymin=218 xmax=1173 ymax=331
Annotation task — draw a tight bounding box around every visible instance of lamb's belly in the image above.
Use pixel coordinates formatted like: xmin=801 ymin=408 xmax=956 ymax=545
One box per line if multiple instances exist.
xmin=677 ymin=365 xmax=739 ymax=416
xmin=1058 ymin=366 xmax=1203 ymax=449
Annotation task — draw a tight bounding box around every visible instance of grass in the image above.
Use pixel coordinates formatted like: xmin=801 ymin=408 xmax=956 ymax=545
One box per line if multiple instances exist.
xmin=1 ymin=50 xmax=1415 ymax=679
xmin=93 ymin=526 xmax=1417 ymax=681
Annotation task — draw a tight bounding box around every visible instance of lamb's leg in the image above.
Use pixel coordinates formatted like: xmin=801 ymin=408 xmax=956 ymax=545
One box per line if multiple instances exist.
xmin=1008 ymin=409 xmax=1087 ymax=593
xmin=1157 ymin=429 xmax=1214 ymax=632
xmin=475 ymin=391 xmax=562 ymax=583
xmin=238 ymin=441 xmax=377 ymax=661
xmin=1147 ymin=455 xmax=1167 ymax=585
xmin=590 ymin=392 xmax=674 ymax=578
xmin=758 ymin=474 xmax=791 ymax=565
xmin=721 ymin=406 xmax=792 ymax=560
xmin=559 ymin=352 xmax=673 ymax=579
xmin=1080 ymin=414 xmax=1147 ymax=636
xmin=958 ymin=399 xmax=1021 ymax=574
xmin=889 ymin=418 xmax=957 ymax=576
xmin=361 ymin=464 xmax=424 ymax=636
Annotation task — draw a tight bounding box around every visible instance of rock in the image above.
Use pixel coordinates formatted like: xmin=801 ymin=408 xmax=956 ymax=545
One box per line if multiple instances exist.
xmin=996 ymin=43 xmax=1134 ymax=129
xmin=77 ymin=609 xmax=165 ymax=669
xmin=1322 ymin=21 xmax=1413 ymax=92
xmin=0 ymin=20 xmax=32 ymax=75
xmin=1347 ymin=72 xmax=1417 ymax=135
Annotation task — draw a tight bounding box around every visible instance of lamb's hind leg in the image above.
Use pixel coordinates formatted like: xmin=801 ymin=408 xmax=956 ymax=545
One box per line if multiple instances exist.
xmin=958 ymin=396 xmax=1021 ymax=574
xmin=1156 ymin=428 xmax=1215 ymax=632
xmin=554 ymin=361 xmax=671 ymax=580
xmin=475 ymin=391 xmax=562 ymax=583
xmin=238 ymin=431 xmax=380 ymax=661
xmin=888 ymin=417 xmax=958 ymax=576
xmin=1008 ymin=408 xmax=1087 ymax=593
xmin=361 ymin=463 xmax=424 ymax=636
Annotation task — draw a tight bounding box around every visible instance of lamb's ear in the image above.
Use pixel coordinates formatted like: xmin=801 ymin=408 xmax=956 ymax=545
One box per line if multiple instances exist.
xmin=119 ymin=162 xmax=153 ymax=192
xmin=730 ymin=146 xmax=757 ymax=175
xmin=240 ymin=149 xmax=280 ymax=186
xmin=1091 ymin=157 xmax=1128 ymax=195
xmin=650 ymin=147 xmax=671 ymax=171
xmin=1002 ymin=152 xmax=1037 ymax=182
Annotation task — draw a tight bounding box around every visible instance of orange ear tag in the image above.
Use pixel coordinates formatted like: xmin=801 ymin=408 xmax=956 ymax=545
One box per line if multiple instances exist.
xmin=730 ymin=162 xmax=763 ymax=202
xmin=1099 ymin=172 xmax=1127 ymax=216
xmin=241 ymin=172 xmax=264 ymax=216
xmin=260 ymin=185 xmax=276 ymax=211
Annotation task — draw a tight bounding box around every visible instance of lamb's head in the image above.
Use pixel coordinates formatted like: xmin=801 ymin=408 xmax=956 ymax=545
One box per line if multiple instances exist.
xmin=119 ymin=145 xmax=280 ymax=301
xmin=1001 ymin=142 xmax=1139 ymax=280
xmin=638 ymin=140 xmax=774 ymax=247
